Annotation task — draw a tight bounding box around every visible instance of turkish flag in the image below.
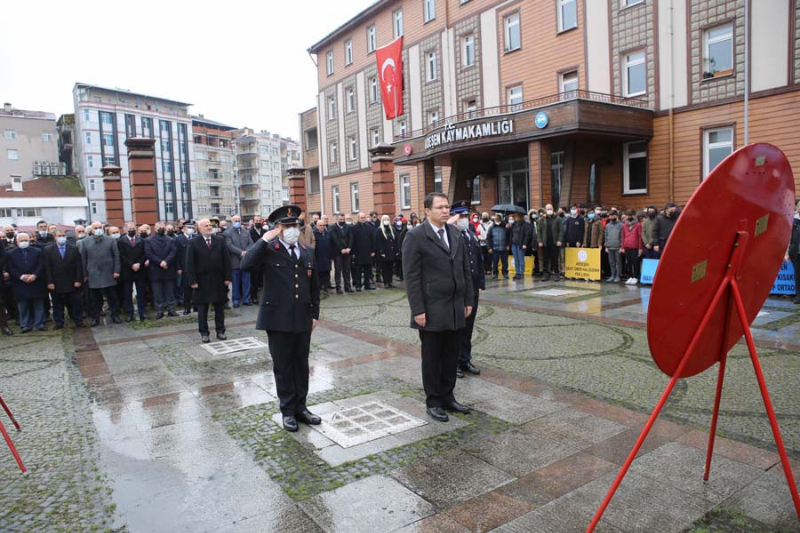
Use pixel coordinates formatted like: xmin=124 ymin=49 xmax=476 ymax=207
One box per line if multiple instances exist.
xmin=376 ymin=37 xmax=404 ymax=120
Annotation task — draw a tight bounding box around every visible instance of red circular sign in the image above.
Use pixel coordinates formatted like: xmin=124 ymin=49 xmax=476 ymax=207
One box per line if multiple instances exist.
xmin=647 ymin=143 xmax=795 ymax=378
xmin=404 ymin=144 xmax=413 ymax=156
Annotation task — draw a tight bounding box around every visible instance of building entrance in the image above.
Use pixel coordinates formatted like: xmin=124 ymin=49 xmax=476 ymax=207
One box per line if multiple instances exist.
xmin=497 ymin=158 xmax=529 ymax=211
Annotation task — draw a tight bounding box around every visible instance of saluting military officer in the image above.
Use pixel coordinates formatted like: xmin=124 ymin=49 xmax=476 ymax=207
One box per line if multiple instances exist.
xmin=448 ymin=201 xmax=485 ymax=378
xmin=241 ymin=205 xmax=322 ymax=433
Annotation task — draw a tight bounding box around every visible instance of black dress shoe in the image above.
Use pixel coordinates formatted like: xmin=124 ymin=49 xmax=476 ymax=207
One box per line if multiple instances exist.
xmin=36 ymin=326 xmax=47 ymax=331
xmin=216 ymin=333 xmax=227 ymax=341
xmin=296 ymin=410 xmax=321 ymax=425
xmin=201 ymin=335 xmax=210 ymax=343
xmin=90 ymin=319 xmax=100 ymax=327
xmin=20 ymin=327 xmax=32 ymax=334
xmin=54 ymin=323 xmax=64 ymax=330
xmin=426 ymin=407 xmax=449 ymax=422
xmin=461 ymin=363 xmax=481 ymax=375
xmin=1 ymin=326 xmax=12 ymax=335
xmin=243 ymin=302 xmax=252 ymax=306
xmin=345 ymin=288 xmax=355 ymax=293
xmin=356 ymin=287 xmax=362 ymax=292
xmin=444 ymin=401 xmax=470 ymax=414
xmin=233 ymin=303 xmax=240 ymax=309
xmin=167 ymin=310 xmax=178 ymax=317
xmin=155 ymin=312 xmax=164 ymax=320
xmin=111 ymin=315 xmax=122 ymax=324
xmin=139 ymin=314 xmax=147 ymax=321
xmin=456 ymin=368 xmax=464 ymax=378
xmin=126 ymin=315 xmax=135 ymax=322
xmin=336 ymin=288 xmax=344 ymax=294
xmin=282 ymin=415 xmax=299 ymax=432
xmin=183 ymin=308 xmax=192 ymax=315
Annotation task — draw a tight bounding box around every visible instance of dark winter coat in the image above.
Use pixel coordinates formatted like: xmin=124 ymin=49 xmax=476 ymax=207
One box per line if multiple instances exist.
xmin=350 ymin=223 xmax=375 ymax=265
xmin=118 ymin=234 xmax=147 ymax=281
xmin=185 ymin=234 xmax=232 ymax=304
xmin=313 ymin=228 xmax=334 ymax=272
xmin=652 ymin=209 xmax=681 ymax=250
xmin=43 ymin=243 xmax=83 ymax=294
xmin=375 ymin=226 xmax=400 ymax=262
xmin=145 ymin=234 xmax=178 ymax=282
xmin=7 ymin=246 xmax=46 ymax=300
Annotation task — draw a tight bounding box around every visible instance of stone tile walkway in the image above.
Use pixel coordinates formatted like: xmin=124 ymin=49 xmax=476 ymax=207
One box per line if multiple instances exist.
xmin=0 ymin=277 xmax=798 ymax=532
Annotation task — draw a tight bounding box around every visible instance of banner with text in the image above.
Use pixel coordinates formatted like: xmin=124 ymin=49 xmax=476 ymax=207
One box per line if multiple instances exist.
xmin=640 ymin=259 xmax=659 ymax=284
xmin=564 ymin=248 xmax=601 ymax=280
xmin=772 ymin=261 xmax=796 ymax=295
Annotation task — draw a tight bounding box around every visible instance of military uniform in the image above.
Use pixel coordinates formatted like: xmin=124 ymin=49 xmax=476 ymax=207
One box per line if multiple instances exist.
xmin=241 ymin=206 xmax=321 ymax=424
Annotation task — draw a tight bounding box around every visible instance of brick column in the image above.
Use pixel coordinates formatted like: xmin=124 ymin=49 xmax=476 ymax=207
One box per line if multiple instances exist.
xmin=101 ymin=164 xmax=124 ymax=227
xmin=369 ymin=143 xmax=396 ymax=217
xmin=287 ymin=167 xmax=307 ymax=212
xmin=125 ymin=137 xmax=158 ymax=225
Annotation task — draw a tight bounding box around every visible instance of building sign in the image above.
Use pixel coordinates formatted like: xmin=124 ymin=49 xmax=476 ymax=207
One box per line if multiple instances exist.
xmin=772 ymin=260 xmax=795 ymax=295
xmin=404 ymin=144 xmax=413 ymax=156
xmin=565 ymin=248 xmax=601 ymax=280
xmin=535 ymin=111 xmax=549 ymax=129
xmin=425 ymin=118 xmax=514 ymax=150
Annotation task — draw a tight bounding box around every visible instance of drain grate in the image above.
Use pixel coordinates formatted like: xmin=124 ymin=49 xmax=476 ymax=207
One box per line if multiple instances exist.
xmin=200 ymin=336 xmax=268 ymax=356
xmin=532 ymin=289 xmax=578 ymax=297
xmin=314 ymin=401 xmax=426 ymax=448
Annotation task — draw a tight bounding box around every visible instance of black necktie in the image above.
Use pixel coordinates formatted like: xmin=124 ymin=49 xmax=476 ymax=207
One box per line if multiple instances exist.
xmin=289 ymin=245 xmax=297 ymax=260
xmin=438 ymin=228 xmax=449 ymax=251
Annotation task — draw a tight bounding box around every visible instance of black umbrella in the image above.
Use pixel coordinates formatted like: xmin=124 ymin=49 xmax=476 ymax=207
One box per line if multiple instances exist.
xmin=491 ymin=204 xmax=526 ymax=214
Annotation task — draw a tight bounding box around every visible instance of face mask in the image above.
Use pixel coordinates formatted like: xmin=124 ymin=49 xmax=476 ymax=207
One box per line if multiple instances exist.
xmin=255 ymin=223 xmax=262 ymax=229
xmin=570 ymin=209 xmax=577 ymax=217
xmin=648 ymin=211 xmax=656 ymax=218
xmin=111 ymin=233 xmax=120 ymax=239
xmin=395 ymin=222 xmax=403 ymax=229
xmin=546 ymin=209 xmax=554 ymax=216
xmin=346 ymin=221 xmax=353 ymax=225
xmin=482 ymin=217 xmax=489 ymax=222
xmin=94 ymin=229 xmax=104 ymax=237
xmin=282 ymin=227 xmax=300 ymax=245
xmin=17 ymin=241 xmax=30 ymax=249
xmin=57 ymin=237 xmax=67 ymax=246
xmin=128 ymin=230 xmax=136 ymax=237
xmin=588 ymin=213 xmax=595 ymax=219
xmin=167 ymin=230 xmax=175 ymax=237
xmin=233 ymin=222 xmax=241 ymax=229
xmin=186 ymin=229 xmax=194 ymax=236
xmin=157 ymin=228 xmax=166 ymax=236
xmin=627 ymin=217 xmax=635 ymax=222
xmin=382 ymin=220 xmax=390 ymax=226
xmin=610 ymin=217 xmax=618 ymax=222
xmin=456 ymin=218 xmax=470 ymax=231
xmin=5 ymin=232 xmax=14 ymax=239
xmin=77 ymin=233 xmax=85 ymax=239
xmin=140 ymin=231 xmax=148 ymax=238
xmin=531 ymin=214 xmax=538 ymax=220
xmin=38 ymin=230 xmax=47 ymax=238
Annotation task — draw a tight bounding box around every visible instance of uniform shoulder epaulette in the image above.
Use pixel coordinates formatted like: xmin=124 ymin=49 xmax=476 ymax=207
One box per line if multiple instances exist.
xmin=274 ymin=241 xmax=281 ymax=250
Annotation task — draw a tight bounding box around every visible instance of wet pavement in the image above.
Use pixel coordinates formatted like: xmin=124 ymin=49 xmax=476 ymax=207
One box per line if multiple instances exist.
xmin=0 ymin=275 xmax=799 ymax=532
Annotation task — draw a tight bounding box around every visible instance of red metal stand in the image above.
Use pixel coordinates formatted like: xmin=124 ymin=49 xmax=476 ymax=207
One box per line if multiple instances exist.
xmin=586 ymin=233 xmax=800 ymax=532
xmin=0 ymin=395 xmax=25 ymax=474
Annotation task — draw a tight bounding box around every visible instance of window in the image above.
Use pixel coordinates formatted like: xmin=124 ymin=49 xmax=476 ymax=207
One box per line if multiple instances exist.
xmin=623 ymin=141 xmax=648 ymax=194
xmin=345 ymin=39 xmax=353 ymax=65
xmin=22 ymin=208 xmax=41 ymax=217
xmin=82 ymin=132 xmax=90 ymax=145
xmin=462 ymin=34 xmax=475 ymax=68
xmin=558 ymin=0 xmax=577 ymax=32
xmin=369 ymin=77 xmax=379 ymax=104
xmin=103 ymin=133 xmax=115 ymax=147
xmin=434 ymin=169 xmax=442 ymax=193
xmin=704 ymin=24 xmax=733 ymax=78
xmin=428 ymin=110 xmax=439 ymax=125
xmin=330 ymin=141 xmax=338 ymax=164
xmin=400 ymin=175 xmax=411 ymax=208
xmin=393 ymin=9 xmax=404 ymax=38
xmin=3 ymin=130 xmax=15 ymax=140
xmin=347 ymin=87 xmax=355 ymax=113
xmin=623 ymin=49 xmax=646 ymax=96
xmin=508 ymin=85 xmax=523 ymax=111
xmin=465 ymin=99 xmax=477 ymax=118
xmin=332 ymin=185 xmax=340 ymax=212
xmin=0 ymin=208 xmax=12 ymax=218
xmin=141 ymin=117 xmax=153 ymax=138
xmin=372 ymin=128 xmax=381 ymax=147
xmin=89 ymin=179 xmax=96 ymax=192
xmin=504 ymin=12 xmax=521 ymax=52
xmin=471 ymin=175 xmax=481 ymax=204
xmin=162 ymin=160 xmax=173 ymax=175
xmin=100 ymin=112 xmax=113 ymax=125
xmin=560 ymin=70 xmax=579 ymax=96
xmin=367 ymin=25 xmax=376 ymax=54
xmin=87 ymin=155 xmax=94 ymax=168
xmin=125 ymin=114 xmax=136 ymax=138
xmin=165 ymin=202 xmax=175 ymax=215
xmin=326 ymin=51 xmax=334 ymax=75
xmin=6 ymin=149 xmax=18 ymax=161
xmin=550 ymin=152 xmax=564 ymax=207
xmin=308 ymin=168 xmax=320 ymax=194
xmin=305 ymin=128 xmax=318 ymax=150
xmin=424 ymin=0 xmax=436 ymax=22
xmin=165 ymin=181 xmax=174 ymax=194
xmin=350 ymin=182 xmax=359 ymax=212
xmin=90 ymin=202 xmax=98 ymax=215
xmin=427 ymin=51 xmax=438 ymax=82
xmin=703 ymin=127 xmax=734 ymax=177
xmin=399 ymin=120 xmax=407 ymax=136
xmin=83 ymin=109 xmax=90 ymax=122
xmin=348 ymin=136 xmax=357 ymax=161
xmin=103 ymin=155 xmax=115 ymax=166
xmin=328 ymin=97 xmax=336 ymax=119
xmin=622 ymin=0 xmax=644 ymax=7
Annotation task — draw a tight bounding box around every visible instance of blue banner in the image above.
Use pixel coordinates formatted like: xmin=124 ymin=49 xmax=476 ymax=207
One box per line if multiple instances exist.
xmin=772 ymin=261 xmax=796 ymax=295
xmin=640 ymin=259 xmax=659 ymax=285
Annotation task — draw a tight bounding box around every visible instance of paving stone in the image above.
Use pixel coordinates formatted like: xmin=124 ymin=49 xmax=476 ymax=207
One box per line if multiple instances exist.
xmin=300 ymin=476 xmax=435 ymax=533
xmin=444 ymin=490 xmax=534 ymax=532
xmin=492 ymin=495 xmax=625 ymax=532
xmin=520 ymin=407 xmax=629 ymax=445
xmin=392 ymin=513 xmax=469 ymax=533
xmin=722 ymin=463 xmax=800 ymax=532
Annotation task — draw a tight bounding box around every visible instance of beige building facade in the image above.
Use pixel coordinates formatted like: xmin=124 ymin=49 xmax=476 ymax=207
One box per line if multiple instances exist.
xmin=0 ymin=103 xmax=63 ymax=186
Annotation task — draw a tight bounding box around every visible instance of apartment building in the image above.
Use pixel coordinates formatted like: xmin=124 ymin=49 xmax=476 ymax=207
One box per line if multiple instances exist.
xmin=233 ymin=128 xmax=300 ymax=219
xmin=1 ymin=103 xmax=64 ymax=186
xmin=303 ymin=0 xmax=800 ymax=216
xmin=192 ymin=115 xmax=237 ymax=219
xmin=72 ymin=83 xmax=196 ymax=223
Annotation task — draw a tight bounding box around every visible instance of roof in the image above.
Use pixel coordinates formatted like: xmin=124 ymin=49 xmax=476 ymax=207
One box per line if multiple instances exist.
xmin=0 ymin=106 xmax=56 ymax=121
xmin=73 ymin=82 xmax=192 ymax=107
xmin=0 ymin=177 xmax=85 ymax=198
xmin=191 ymin=115 xmax=236 ymax=130
xmin=308 ymin=0 xmax=390 ymax=54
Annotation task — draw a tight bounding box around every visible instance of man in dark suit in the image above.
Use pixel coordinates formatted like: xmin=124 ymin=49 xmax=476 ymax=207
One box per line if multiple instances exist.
xmin=329 ymin=212 xmax=354 ymax=294
xmin=118 ymin=222 xmax=148 ymax=321
xmin=44 ymin=229 xmax=84 ymax=328
xmin=351 ymin=212 xmax=376 ymax=291
xmin=145 ymin=222 xmax=178 ymax=319
xmin=0 ymin=242 xmax=12 ymax=335
xmin=185 ymin=219 xmax=232 ymax=343
xmin=7 ymin=233 xmax=47 ymax=332
xmin=449 ymin=201 xmax=485 ymax=379
xmin=34 ymin=220 xmax=55 ymax=249
xmin=241 ymin=205 xmax=321 ymax=433
xmin=402 ymin=193 xmax=473 ymax=422
xmin=175 ymin=221 xmax=194 ymax=315
xmin=248 ymin=215 xmax=267 ymax=303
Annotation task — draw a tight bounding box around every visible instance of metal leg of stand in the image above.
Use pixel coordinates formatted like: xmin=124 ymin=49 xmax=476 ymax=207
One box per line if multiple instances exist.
xmin=0 ymin=418 xmax=25 ymax=474
xmin=0 ymin=395 xmax=21 ymax=431
xmin=730 ymin=279 xmax=800 ymax=521
xmin=703 ymin=352 xmax=728 ymax=481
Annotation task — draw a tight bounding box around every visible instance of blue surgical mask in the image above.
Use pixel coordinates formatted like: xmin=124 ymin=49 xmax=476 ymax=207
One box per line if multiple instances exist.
xmin=57 ymin=236 xmax=67 ymax=245
xmin=588 ymin=213 xmax=595 ymax=219
xmin=94 ymin=229 xmax=104 ymax=237
xmin=233 ymin=222 xmax=241 ymax=229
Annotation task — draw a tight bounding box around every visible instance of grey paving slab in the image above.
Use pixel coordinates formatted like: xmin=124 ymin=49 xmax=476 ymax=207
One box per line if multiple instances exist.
xmin=722 ymin=465 xmax=800 ymax=532
xmin=391 ymin=450 xmax=516 ymax=508
xmin=300 ymin=475 xmax=435 ymax=533
xmin=314 ymin=434 xmax=406 ymax=467
xmin=520 ymin=407 xmax=629 ymax=445
xmin=214 ymin=506 xmax=324 ymax=533
xmin=493 ymin=496 xmax=625 ymax=533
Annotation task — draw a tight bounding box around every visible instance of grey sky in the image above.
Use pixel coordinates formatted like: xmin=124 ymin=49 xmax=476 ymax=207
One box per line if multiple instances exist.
xmin=0 ymin=0 xmax=374 ymax=140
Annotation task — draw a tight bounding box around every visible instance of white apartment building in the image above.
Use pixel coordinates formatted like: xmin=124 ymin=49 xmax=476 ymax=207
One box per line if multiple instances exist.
xmin=72 ymin=83 xmax=197 ymax=223
xmin=192 ymin=115 xmax=237 ymax=219
xmin=1 ymin=103 xmax=64 ymax=186
xmin=233 ymin=128 xmax=300 ymax=219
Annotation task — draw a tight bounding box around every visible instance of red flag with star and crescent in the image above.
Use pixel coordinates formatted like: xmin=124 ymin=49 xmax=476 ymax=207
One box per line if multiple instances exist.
xmin=375 ymin=37 xmax=404 ymax=120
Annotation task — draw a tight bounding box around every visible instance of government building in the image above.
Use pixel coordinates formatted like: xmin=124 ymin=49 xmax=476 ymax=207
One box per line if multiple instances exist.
xmin=300 ymin=0 xmax=800 ymax=215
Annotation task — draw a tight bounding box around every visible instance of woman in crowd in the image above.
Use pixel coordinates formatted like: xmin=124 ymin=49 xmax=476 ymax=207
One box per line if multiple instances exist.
xmin=375 ymin=214 xmax=399 ymax=288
